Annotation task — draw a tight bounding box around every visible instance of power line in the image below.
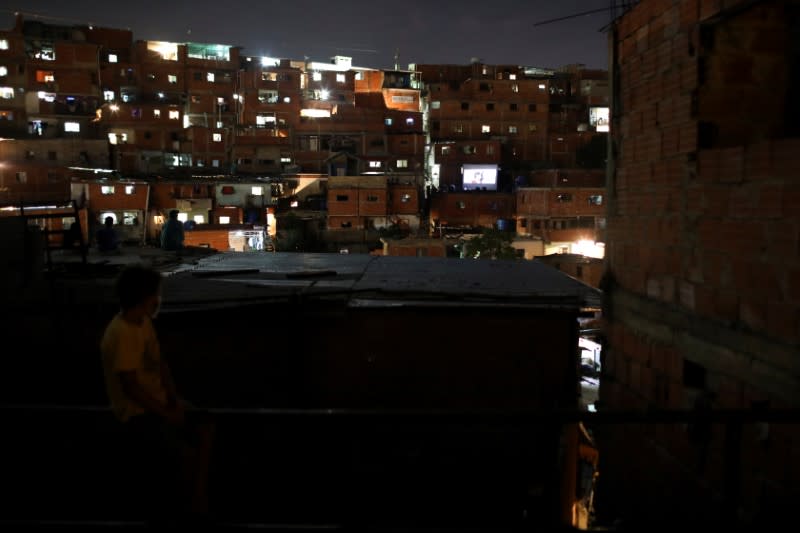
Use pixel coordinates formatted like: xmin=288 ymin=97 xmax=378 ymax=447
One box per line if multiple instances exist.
xmin=532 ymin=3 xmax=638 ymax=28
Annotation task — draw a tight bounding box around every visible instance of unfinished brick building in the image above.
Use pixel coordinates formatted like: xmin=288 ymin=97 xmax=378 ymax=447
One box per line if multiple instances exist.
xmin=601 ymin=0 xmax=800 ymax=527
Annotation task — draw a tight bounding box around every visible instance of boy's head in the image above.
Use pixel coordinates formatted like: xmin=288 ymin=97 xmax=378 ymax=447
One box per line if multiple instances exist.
xmin=169 ymin=209 xmax=179 ymax=220
xmin=104 ymin=216 xmax=114 ymax=227
xmin=115 ymin=265 xmax=162 ymax=316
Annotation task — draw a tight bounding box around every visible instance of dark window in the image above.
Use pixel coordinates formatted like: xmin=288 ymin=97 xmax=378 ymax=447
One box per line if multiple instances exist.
xmin=25 ymin=150 xmax=34 ymax=160
xmin=340 ymin=221 xmax=352 ymax=228
xmin=193 ymin=72 xmax=202 ymax=81
xmin=556 ymin=193 xmax=573 ymax=202
xmin=366 ymin=195 xmax=379 ymax=202
xmin=486 ymin=103 xmax=494 ymax=111
xmin=576 ymin=265 xmax=583 ymax=278
xmin=48 ymin=151 xmax=56 ymax=160
xmin=461 ymin=102 xmax=469 ymax=111
xmin=510 ymin=103 xmax=518 ymax=111
xmin=479 ymin=83 xmax=490 ymax=92
xmin=519 ymin=218 xmax=527 ymax=228
xmin=683 ymin=360 xmax=707 ymax=389
xmin=144 ymin=131 xmax=151 ymax=139
xmin=432 ymin=120 xmax=440 ymax=131
xmin=528 ymin=103 xmax=536 ymax=112
xmin=336 ymin=194 xmax=349 ymax=201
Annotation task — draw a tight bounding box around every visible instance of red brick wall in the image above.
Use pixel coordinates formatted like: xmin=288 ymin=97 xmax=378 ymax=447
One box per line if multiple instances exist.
xmin=86 ymin=182 xmax=148 ymax=211
xmin=183 ymin=228 xmax=231 ymax=251
xmin=602 ymin=0 xmax=800 ymax=526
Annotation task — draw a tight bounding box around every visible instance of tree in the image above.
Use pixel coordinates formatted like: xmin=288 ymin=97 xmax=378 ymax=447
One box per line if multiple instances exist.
xmin=462 ymin=228 xmax=518 ymax=260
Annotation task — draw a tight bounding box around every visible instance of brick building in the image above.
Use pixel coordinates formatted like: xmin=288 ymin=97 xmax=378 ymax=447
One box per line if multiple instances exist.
xmin=429 ymin=191 xmax=516 ymax=231
xmin=601 ymin=0 xmax=800 ymax=527
xmin=516 ymin=169 xmax=606 ymax=256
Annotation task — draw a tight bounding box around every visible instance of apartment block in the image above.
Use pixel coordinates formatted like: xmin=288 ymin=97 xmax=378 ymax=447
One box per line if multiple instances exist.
xmin=516 ymin=168 xmax=606 ymax=256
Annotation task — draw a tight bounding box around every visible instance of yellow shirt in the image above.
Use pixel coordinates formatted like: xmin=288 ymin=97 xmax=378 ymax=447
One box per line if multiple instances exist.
xmin=100 ymin=313 xmax=168 ymax=422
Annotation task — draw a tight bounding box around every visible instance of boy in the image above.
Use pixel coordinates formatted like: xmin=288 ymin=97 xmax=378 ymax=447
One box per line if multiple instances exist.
xmin=101 ymin=265 xmax=212 ymax=523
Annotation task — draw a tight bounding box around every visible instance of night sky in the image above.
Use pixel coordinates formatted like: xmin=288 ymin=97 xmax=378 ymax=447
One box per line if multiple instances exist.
xmin=2 ymin=0 xmax=613 ymax=70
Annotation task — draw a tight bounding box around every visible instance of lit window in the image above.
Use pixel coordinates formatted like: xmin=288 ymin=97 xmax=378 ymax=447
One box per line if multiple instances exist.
xmin=283 ymin=96 xmax=291 ymax=103
xmin=108 ymin=53 xmax=118 ymax=63
xmin=397 ymin=159 xmax=408 ymax=168
xmin=401 ymin=194 xmax=411 ymax=203
xmin=369 ymin=161 xmax=381 ymax=168
xmin=312 ymin=72 xmax=322 ymax=81
xmin=125 ymin=185 xmax=135 ymax=195
xmin=0 ymin=66 xmax=7 ymax=77
xmin=385 ymin=118 xmax=393 ymax=126
xmin=168 ymin=74 xmax=177 ymax=83
xmin=64 ymin=122 xmax=80 ymax=132
xmin=101 ymin=186 xmax=115 ymax=195
xmin=219 ymin=216 xmax=230 ymax=224
xmin=16 ymin=172 xmax=27 ymax=183
xmin=258 ymin=89 xmax=279 ymax=103
xmin=456 ymin=201 xmax=466 ymax=209
xmin=454 ymin=123 xmax=463 ymax=133
xmin=538 ymin=84 xmax=546 ymax=90
xmin=177 ymin=213 xmax=188 ymax=222
xmin=509 ymin=74 xmax=517 ymax=80
xmin=251 ymin=186 xmax=263 ymax=195
xmin=508 ymin=125 xmax=517 ymax=134
xmin=212 ymin=133 xmax=222 ymax=142
xmin=0 ymin=87 xmax=14 ymax=99
xmin=355 ymin=72 xmax=363 ymax=80
xmin=441 ymin=146 xmax=451 ymax=155
xmin=588 ymin=195 xmax=604 ymax=206
xmin=405 ymin=117 xmax=414 ymax=126
xmin=256 ymin=115 xmax=276 ymax=126
xmin=481 ymin=125 xmax=490 ymax=133
xmin=153 ymin=109 xmax=161 ymax=118
xmin=212 ymin=159 xmax=220 ymax=167
xmin=336 ymin=73 xmax=345 ymax=83
xmin=193 ymin=215 xmax=204 ymax=224
xmin=529 ymin=123 xmax=538 ymax=132
xmin=168 ymin=110 xmax=179 ymax=119
xmin=108 ymin=133 xmax=118 ymax=144
xmin=103 ymin=90 xmax=114 ymax=101
xmin=431 ymin=101 xmax=440 ymax=109
xmin=512 ymin=84 xmax=519 ymax=93
xmin=0 ymin=40 xmax=8 ymax=50
xmin=280 ymin=157 xmax=291 ymax=163
xmin=207 ymin=72 xmax=215 ymax=82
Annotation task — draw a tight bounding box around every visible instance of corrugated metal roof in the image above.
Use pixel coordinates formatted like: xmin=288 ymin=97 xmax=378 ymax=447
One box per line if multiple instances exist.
xmin=160 ymin=252 xmax=602 ymax=312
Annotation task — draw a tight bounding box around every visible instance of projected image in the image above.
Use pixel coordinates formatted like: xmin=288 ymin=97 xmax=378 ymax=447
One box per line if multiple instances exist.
xmin=462 ymin=164 xmax=498 ymax=191
xmin=589 ymin=107 xmax=610 ymax=132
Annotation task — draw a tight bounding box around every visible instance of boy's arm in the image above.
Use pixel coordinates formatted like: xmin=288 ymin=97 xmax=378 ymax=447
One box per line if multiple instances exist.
xmin=160 ymin=359 xmax=180 ymax=407
xmin=119 ymin=371 xmax=182 ymax=424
